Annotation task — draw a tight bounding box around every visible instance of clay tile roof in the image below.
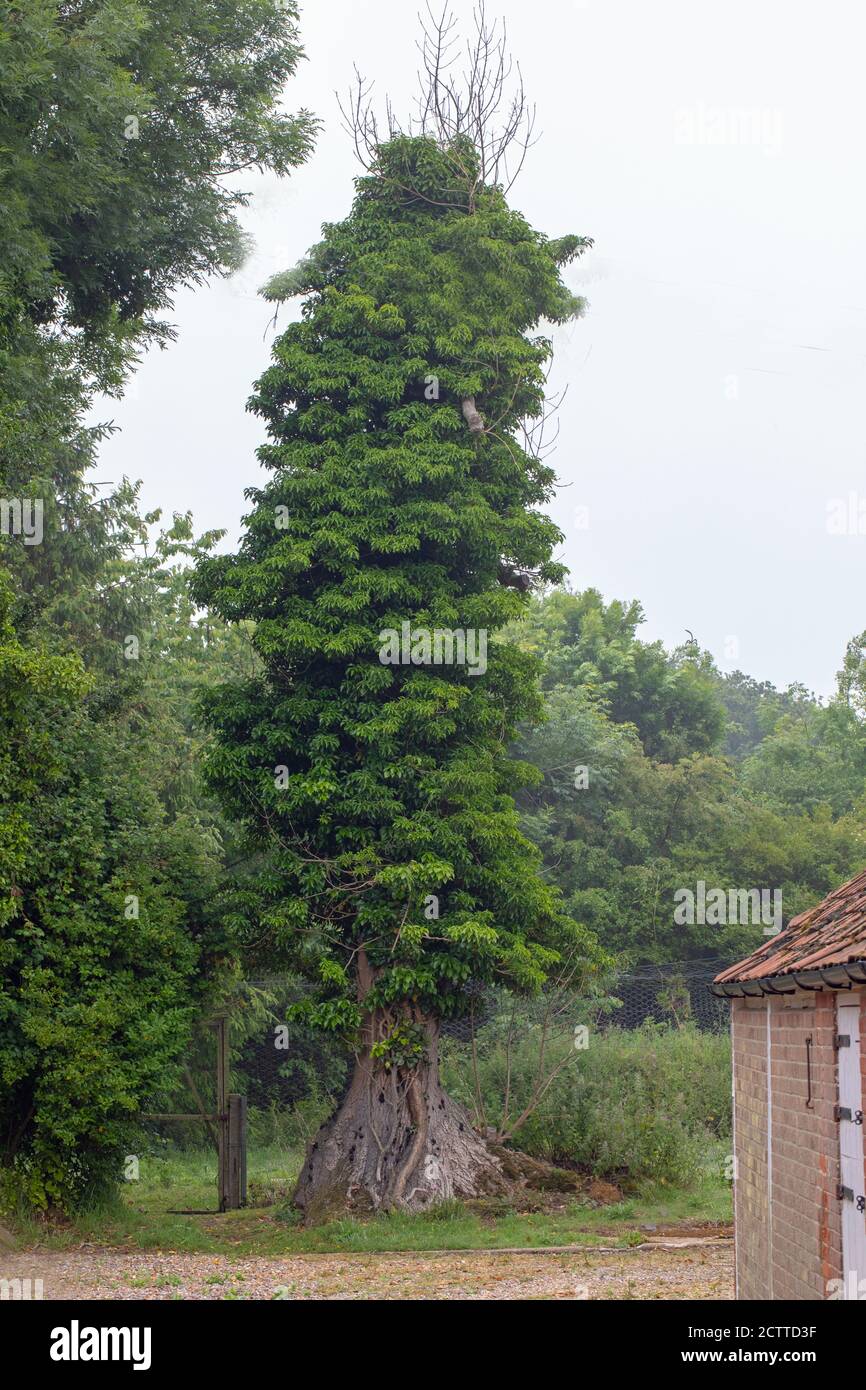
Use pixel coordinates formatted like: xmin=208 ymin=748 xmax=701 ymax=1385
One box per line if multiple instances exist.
xmin=713 ymin=867 xmax=866 ymax=987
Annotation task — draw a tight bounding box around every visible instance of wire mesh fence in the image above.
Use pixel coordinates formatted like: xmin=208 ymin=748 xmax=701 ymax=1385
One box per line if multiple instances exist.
xmin=136 ymin=957 xmax=733 ymax=1201
xmin=597 ymin=959 xmax=731 ymax=1033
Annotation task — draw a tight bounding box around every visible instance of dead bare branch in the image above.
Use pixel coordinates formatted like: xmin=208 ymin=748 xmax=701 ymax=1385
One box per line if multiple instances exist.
xmin=340 ymin=3 xmax=538 ymax=198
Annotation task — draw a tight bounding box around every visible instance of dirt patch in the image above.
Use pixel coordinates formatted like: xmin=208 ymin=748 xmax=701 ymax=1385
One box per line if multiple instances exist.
xmin=593 ymin=1220 xmax=734 ymax=1240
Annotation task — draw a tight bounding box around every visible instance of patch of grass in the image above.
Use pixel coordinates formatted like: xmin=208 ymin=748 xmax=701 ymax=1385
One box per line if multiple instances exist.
xmin=13 ymin=1143 xmax=732 ymax=1257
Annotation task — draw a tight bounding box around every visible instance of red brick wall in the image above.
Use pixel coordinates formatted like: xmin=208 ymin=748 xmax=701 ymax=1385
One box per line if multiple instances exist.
xmin=732 ymin=999 xmax=769 ymax=1299
xmin=732 ymin=992 xmax=843 ymax=1300
xmin=769 ymin=993 xmax=841 ymax=1298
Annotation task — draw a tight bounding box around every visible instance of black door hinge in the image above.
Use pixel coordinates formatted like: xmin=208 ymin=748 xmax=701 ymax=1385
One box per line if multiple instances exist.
xmin=836 ymin=1105 xmax=853 ymax=1122
xmin=835 ymin=1034 xmax=851 ymax=1049
xmin=838 ymin=1184 xmax=854 ymax=1201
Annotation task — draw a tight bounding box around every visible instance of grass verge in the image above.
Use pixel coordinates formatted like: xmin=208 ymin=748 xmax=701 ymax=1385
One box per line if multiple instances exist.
xmin=11 ymin=1143 xmax=733 ymax=1257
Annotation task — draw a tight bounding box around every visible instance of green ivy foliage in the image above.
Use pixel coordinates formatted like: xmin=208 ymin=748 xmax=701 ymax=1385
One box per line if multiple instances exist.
xmin=193 ymin=136 xmax=608 ymax=1028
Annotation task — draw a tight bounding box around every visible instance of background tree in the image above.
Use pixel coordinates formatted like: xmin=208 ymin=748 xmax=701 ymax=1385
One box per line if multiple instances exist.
xmin=511 ymin=588 xmax=866 ymax=966
xmin=505 ymin=587 xmax=725 ymax=761
xmin=1 ymin=0 xmax=317 ymax=627
xmin=0 ymin=0 xmax=315 ymax=1208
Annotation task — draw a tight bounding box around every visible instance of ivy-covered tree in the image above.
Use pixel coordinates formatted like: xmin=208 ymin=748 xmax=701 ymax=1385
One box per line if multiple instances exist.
xmin=194 ymin=10 xmax=605 ymax=1215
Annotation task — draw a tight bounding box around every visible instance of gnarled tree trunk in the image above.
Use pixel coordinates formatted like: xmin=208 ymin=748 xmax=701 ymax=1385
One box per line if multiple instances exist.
xmin=293 ymin=978 xmax=506 ymax=1220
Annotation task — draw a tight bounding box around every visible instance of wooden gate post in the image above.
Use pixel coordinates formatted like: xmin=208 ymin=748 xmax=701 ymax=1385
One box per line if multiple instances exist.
xmin=215 ymin=1016 xmax=229 ymax=1212
xmin=227 ymin=1094 xmax=247 ymax=1210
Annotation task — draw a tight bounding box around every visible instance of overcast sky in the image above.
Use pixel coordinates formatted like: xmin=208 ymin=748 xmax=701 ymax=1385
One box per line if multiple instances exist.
xmin=93 ymin=0 xmax=866 ymax=698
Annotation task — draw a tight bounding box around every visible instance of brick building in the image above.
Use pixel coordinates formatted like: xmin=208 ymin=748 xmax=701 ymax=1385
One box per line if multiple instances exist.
xmin=712 ymin=869 xmax=866 ymax=1300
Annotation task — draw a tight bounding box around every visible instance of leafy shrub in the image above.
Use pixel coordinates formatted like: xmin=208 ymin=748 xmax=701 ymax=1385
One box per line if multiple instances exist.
xmin=442 ymin=1021 xmax=731 ymax=1187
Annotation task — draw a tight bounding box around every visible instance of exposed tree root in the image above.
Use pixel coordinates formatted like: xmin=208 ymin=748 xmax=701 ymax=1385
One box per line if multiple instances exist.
xmin=293 ymin=1012 xmax=508 ymax=1222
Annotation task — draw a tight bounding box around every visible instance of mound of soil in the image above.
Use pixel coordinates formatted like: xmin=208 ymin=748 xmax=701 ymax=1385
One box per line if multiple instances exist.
xmin=487 ymin=1145 xmax=622 ymax=1204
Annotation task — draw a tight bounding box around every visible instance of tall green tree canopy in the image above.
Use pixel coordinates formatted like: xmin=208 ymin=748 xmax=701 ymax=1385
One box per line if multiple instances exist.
xmin=195 ymin=133 xmax=597 ymax=1011
xmin=1 ymin=0 xmax=317 ymax=630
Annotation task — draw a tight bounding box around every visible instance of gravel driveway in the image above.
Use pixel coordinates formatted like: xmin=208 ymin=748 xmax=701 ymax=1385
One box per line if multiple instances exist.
xmin=2 ymin=1241 xmax=733 ymax=1301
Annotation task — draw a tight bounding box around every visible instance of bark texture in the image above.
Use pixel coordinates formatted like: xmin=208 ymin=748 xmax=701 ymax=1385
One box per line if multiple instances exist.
xmin=293 ymin=1007 xmax=506 ymax=1221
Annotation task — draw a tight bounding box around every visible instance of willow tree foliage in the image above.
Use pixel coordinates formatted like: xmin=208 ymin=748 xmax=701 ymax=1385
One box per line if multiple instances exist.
xmin=194 ymin=13 xmax=604 ymax=1212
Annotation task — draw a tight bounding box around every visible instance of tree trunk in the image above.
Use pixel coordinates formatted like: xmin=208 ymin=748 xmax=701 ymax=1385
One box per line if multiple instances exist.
xmin=461 ymin=396 xmax=485 ymax=434
xmin=293 ymin=1004 xmax=506 ymax=1221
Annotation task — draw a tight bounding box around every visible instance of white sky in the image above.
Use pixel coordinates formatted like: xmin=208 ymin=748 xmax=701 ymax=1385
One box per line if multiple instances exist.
xmin=94 ymin=0 xmax=866 ymax=698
